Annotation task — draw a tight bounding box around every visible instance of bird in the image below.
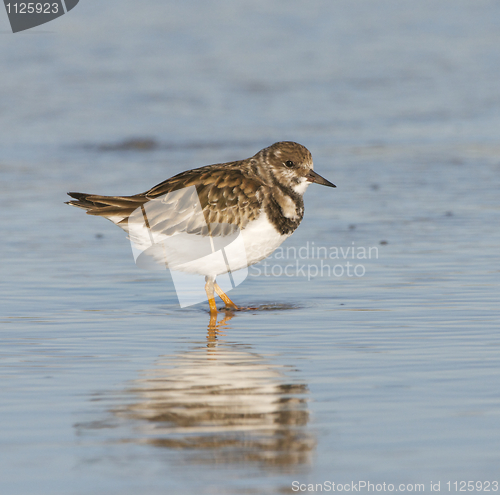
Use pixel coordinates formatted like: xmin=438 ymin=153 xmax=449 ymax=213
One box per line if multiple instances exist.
xmin=66 ymin=141 xmax=335 ymax=315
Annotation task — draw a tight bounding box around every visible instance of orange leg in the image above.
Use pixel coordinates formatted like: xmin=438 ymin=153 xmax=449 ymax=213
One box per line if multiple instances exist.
xmin=205 ymin=277 xmax=218 ymax=316
xmin=214 ymin=282 xmax=239 ymax=309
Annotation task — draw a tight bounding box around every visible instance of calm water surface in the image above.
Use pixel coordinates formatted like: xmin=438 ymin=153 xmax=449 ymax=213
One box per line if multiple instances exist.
xmin=1 ymin=1 xmax=500 ymax=494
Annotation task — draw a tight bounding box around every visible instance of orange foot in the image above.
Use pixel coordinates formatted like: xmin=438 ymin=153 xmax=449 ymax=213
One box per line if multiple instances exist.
xmin=213 ymin=282 xmax=239 ymax=310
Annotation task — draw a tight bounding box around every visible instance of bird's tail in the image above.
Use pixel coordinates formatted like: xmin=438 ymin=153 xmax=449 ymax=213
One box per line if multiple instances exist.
xmin=66 ymin=192 xmax=146 ymax=225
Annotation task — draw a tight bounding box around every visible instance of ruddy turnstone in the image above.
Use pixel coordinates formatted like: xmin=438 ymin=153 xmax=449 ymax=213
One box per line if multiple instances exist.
xmin=66 ymin=141 xmax=335 ymax=314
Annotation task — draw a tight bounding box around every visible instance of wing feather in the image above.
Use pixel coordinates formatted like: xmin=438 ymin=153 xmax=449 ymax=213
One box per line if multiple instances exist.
xmin=66 ymin=166 xmax=264 ymax=238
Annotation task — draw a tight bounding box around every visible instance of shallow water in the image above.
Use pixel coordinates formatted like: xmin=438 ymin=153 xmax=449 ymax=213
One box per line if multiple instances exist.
xmin=1 ymin=1 xmax=500 ymax=494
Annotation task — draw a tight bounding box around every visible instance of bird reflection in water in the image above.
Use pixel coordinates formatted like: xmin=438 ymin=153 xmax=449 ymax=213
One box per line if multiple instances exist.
xmin=108 ymin=313 xmax=316 ymax=469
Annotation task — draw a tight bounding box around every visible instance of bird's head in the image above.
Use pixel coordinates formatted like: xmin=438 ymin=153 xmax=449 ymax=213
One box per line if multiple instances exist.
xmin=256 ymin=141 xmax=336 ymax=194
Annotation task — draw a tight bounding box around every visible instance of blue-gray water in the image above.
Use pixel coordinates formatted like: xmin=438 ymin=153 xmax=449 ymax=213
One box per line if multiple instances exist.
xmin=1 ymin=1 xmax=499 ymax=494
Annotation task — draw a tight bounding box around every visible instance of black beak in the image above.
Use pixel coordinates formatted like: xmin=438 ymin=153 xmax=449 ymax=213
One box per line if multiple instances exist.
xmin=306 ymin=170 xmax=336 ymax=188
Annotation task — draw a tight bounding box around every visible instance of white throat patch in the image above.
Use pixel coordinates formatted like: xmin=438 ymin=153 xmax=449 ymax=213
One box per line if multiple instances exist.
xmin=292 ymin=178 xmax=310 ymax=195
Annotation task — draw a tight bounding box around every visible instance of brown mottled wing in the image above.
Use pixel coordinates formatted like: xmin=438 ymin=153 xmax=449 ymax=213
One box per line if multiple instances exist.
xmin=67 ymin=165 xmax=264 ymax=237
xmin=143 ymin=166 xmax=264 ymax=237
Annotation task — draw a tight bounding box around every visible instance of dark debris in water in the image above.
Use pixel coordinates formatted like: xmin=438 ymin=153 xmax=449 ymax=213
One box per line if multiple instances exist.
xmin=93 ymin=138 xmax=159 ymax=151
xmin=234 ymin=303 xmax=301 ymax=312
xmin=83 ymin=138 xmax=263 ymax=153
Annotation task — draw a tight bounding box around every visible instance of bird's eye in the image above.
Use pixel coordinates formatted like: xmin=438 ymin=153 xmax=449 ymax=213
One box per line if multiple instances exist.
xmin=284 ymin=160 xmax=295 ymax=168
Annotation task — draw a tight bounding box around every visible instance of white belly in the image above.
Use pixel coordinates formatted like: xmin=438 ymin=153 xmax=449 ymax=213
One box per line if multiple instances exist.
xmin=129 ymin=211 xmax=289 ymax=277
xmin=239 ymin=212 xmax=290 ymax=267
xmin=169 ymin=212 xmax=288 ymax=277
